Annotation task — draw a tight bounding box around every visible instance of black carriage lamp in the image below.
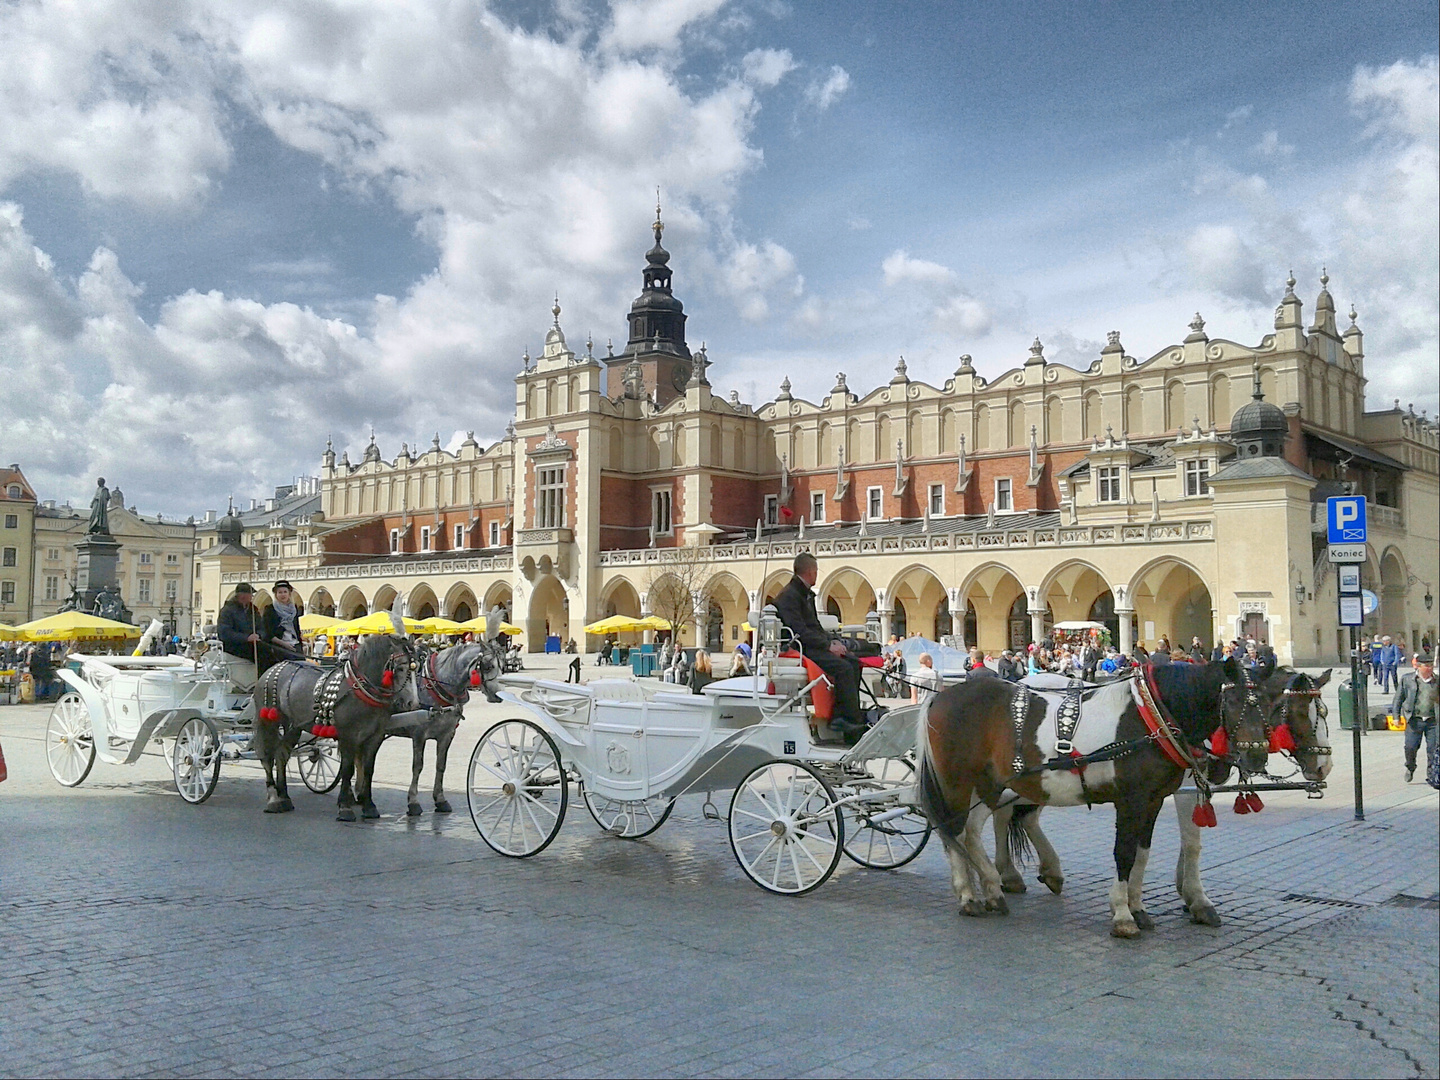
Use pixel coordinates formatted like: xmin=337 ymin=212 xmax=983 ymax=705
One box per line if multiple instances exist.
xmin=1426 ymin=585 xmax=1434 ymax=613
xmin=1294 ymin=580 xmax=1307 ymax=605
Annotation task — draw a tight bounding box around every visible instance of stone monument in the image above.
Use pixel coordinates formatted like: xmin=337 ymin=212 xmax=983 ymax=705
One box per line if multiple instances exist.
xmin=73 ymin=477 xmax=132 ymax=624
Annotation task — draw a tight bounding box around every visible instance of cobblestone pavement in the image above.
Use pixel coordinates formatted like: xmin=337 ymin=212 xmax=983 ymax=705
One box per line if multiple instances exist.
xmin=1 ymin=658 xmax=1435 ymax=1078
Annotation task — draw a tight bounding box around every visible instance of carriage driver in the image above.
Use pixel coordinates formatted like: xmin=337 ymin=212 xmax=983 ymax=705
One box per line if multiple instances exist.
xmin=216 ymin=583 xmax=266 ymax=691
xmin=773 ymin=552 xmax=866 ymax=739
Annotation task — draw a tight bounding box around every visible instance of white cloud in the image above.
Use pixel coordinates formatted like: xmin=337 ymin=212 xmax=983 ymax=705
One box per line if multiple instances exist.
xmin=1184 ymin=224 xmax=1269 ymax=305
xmin=1254 ymin=130 xmax=1294 ymax=157
xmin=741 ymin=48 xmax=797 ymax=89
xmin=882 ymin=250 xmax=955 ymax=287
xmin=803 ymin=65 xmax=850 ymax=111
xmin=719 ymin=238 xmax=802 ymax=321
xmin=881 ymin=249 xmax=992 ymax=340
xmin=600 ymin=0 xmax=729 ymax=54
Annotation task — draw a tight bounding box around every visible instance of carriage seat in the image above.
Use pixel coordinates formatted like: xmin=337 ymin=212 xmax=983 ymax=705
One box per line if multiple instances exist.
xmin=586 ymin=678 xmax=652 ymax=703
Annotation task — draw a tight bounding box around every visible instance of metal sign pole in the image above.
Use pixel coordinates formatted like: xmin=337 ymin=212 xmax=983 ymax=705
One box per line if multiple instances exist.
xmin=1350 ymin=625 xmax=1364 ymax=821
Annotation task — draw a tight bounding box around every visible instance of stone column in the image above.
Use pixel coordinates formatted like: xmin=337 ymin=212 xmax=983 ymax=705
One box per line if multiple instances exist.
xmin=1117 ymin=607 xmax=1135 ymax=655
xmin=878 ymin=607 xmax=894 ymax=642
xmin=1029 ymin=607 xmax=1047 ymax=647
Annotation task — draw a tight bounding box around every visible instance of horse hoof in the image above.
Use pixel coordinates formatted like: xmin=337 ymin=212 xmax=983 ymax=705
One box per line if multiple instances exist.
xmin=1000 ymin=876 xmax=1027 ymax=894
xmin=1039 ymin=873 xmax=1064 ymax=895
xmin=362 ymin=805 xmax=381 ymax=820
xmin=1132 ymin=910 xmax=1155 ymax=931
xmin=264 ymin=803 xmax=284 ymax=814
xmin=433 ymin=799 xmax=453 ymax=814
xmin=280 ymin=797 xmax=294 ymax=813
xmin=960 ymin=899 xmax=987 ymax=918
xmin=406 ymin=803 xmax=423 ymax=818
xmin=985 ymin=895 xmax=1010 ymax=916
xmin=336 ymin=809 xmax=357 ymax=822
xmin=1110 ymin=922 xmax=1142 ymax=939
xmin=1191 ymin=905 xmax=1222 ymax=928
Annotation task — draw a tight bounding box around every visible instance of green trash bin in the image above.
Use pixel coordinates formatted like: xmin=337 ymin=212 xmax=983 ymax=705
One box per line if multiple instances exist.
xmin=1338 ymin=679 xmax=1370 ymax=729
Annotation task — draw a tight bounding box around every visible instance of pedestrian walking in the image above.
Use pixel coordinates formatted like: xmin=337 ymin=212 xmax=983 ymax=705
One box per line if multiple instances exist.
xmin=909 ymin=653 xmax=945 ymax=706
xmin=1392 ymin=652 xmax=1436 ymax=784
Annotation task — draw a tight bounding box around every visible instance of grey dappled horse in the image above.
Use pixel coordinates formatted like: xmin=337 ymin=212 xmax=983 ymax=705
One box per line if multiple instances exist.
xmin=401 ymin=624 xmax=506 ymax=817
xmin=254 ymin=629 xmax=416 ymax=820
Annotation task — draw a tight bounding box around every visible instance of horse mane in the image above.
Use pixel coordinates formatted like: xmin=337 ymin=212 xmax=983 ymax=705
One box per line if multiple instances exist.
xmin=1149 ymin=660 xmax=1226 ymax=734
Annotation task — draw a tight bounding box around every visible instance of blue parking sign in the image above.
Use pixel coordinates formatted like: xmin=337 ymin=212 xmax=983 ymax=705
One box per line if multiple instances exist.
xmin=1327 ymin=496 xmax=1367 ymax=544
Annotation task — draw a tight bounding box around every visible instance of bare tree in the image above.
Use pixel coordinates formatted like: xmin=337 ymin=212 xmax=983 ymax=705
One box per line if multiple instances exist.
xmin=643 ymin=545 xmax=719 ymax=646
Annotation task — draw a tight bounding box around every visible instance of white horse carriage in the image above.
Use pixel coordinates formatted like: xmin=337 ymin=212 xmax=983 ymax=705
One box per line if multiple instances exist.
xmin=466 ymin=608 xmax=932 ymax=894
xmin=45 ymin=645 xmax=341 ymax=804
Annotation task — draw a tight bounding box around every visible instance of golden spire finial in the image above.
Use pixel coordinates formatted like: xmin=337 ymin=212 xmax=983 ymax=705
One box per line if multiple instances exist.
xmin=653 ymin=187 xmax=663 ymax=244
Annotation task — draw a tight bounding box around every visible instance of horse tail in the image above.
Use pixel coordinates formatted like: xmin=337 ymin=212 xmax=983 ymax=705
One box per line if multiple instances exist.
xmin=914 ymin=699 xmax=970 ymax=846
xmin=1007 ymin=803 xmax=1039 ymax=867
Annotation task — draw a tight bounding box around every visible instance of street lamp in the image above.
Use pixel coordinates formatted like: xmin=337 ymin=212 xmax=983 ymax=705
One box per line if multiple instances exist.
xmin=1294 ymin=581 xmax=1306 ymax=605
xmin=1426 ymin=586 xmax=1434 ymax=613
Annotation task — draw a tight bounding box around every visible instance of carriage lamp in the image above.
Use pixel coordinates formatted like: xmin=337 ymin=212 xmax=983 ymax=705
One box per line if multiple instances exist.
xmin=759 ymin=605 xmax=784 ymax=652
xmin=1426 ymin=586 xmax=1434 ymax=612
xmin=1294 ymin=581 xmax=1307 ymax=605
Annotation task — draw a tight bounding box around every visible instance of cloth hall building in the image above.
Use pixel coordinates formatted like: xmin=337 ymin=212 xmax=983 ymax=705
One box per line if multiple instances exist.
xmin=199 ymin=214 xmax=1439 ymax=666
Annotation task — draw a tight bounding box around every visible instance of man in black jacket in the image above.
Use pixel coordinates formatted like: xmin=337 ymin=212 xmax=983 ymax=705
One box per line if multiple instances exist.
xmin=216 ymin=583 xmax=267 ymax=689
xmin=772 ymin=552 xmax=864 ymax=735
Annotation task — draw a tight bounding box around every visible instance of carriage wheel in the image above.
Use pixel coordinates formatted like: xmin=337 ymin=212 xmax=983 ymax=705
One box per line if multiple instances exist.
xmin=295 ymin=738 xmax=342 ymax=794
xmin=172 ymin=717 xmax=221 ymax=804
xmin=46 ymin=693 xmax=95 ymax=788
xmin=728 ymin=761 xmax=844 ymax=896
xmin=580 ymin=786 xmax=675 ymax=839
xmin=838 ymin=757 xmax=931 ymax=870
xmin=467 ymin=719 xmax=568 ymax=858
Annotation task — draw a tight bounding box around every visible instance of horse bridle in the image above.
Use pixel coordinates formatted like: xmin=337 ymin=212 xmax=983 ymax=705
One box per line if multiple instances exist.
xmin=1228 ymin=668 xmax=1331 ymax=759
xmin=344 ymin=636 xmax=416 ymax=707
xmin=417 ymin=641 xmax=501 ymax=709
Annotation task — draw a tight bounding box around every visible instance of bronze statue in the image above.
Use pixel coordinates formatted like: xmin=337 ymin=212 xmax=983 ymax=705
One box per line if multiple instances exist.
xmin=87 ymin=477 xmax=111 ymax=535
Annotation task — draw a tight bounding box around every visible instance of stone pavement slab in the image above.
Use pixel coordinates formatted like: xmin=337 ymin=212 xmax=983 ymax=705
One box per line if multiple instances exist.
xmin=0 ymin=659 xmax=1435 ymax=1078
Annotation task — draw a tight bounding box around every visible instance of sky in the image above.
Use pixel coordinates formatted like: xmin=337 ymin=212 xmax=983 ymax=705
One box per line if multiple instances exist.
xmin=1 ymin=0 xmax=1436 ymax=518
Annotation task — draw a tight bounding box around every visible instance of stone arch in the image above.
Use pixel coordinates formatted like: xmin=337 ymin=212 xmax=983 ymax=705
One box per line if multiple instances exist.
xmin=405 ymin=583 xmax=439 ymax=620
xmin=703 ymin=572 xmax=749 ymax=651
xmin=1038 ymin=560 xmax=1114 ymax=640
xmin=1082 ymin=391 xmax=1102 ymax=440
xmin=940 ymin=408 xmax=956 ymax=453
xmin=1045 ymin=395 xmax=1064 ymax=444
xmin=761 ymin=569 xmax=792 ymax=607
xmin=1124 ymin=385 xmax=1143 ymax=434
xmin=1126 ymin=556 xmax=1213 ymax=651
xmin=974 ymin=404 xmax=990 ymax=450
xmin=1008 ymin=400 xmax=1026 ymax=447
xmin=1211 ymin=374 xmax=1230 ymax=428
xmin=527 ymin=575 xmax=568 ymax=649
xmin=372 ymin=584 xmax=399 ymax=614
xmin=1165 ymin=379 xmax=1186 ymax=431
xmin=877 ymin=414 xmax=892 ymax=460
xmin=1379 ymin=546 xmax=1408 ymax=640
xmin=673 ymin=423 xmax=686 ymax=465
xmin=818 ymin=567 xmax=877 ymax=629
xmin=1259 ymin=365 xmax=1278 ymax=406
xmin=339 ymin=586 xmax=368 ymax=620
xmin=887 ymin=565 xmax=949 ymax=641
xmin=818 ymin=421 xmax=833 ymax=466
xmin=307 ymin=587 xmax=335 ymax=617
xmin=443 ymin=582 xmax=478 ymax=622
xmin=959 ymin=562 xmax=1028 ymax=653
xmin=602 ymin=577 xmax=642 ymax=621
xmin=482 ymin=581 xmax=513 ymax=620
xmin=609 ymin=424 xmax=624 ymax=471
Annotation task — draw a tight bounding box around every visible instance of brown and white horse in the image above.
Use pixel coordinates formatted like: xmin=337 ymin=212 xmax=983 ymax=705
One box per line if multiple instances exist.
xmin=989 ymin=665 xmax=1333 ymax=929
xmin=915 ymin=658 xmax=1246 ymax=937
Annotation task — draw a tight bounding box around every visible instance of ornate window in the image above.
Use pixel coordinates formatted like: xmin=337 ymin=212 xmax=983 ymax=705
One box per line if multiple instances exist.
xmin=390 ymin=529 xmax=400 ymax=553
xmin=651 ymin=489 xmax=673 ymax=536
xmin=536 ymin=465 xmax=566 ymax=529
xmin=489 ymin=521 xmax=501 ymax=547
xmin=44 ymin=575 xmax=58 ymax=601
xmin=139 ymin=552 xmax=152 ymax=565
xmin=810 ymin=491 xmax=825 ymax=524
xmin=137 ymin=578 xmax=152 ymax=603
xmin=764 ymin=494 xmax=779 ymax=527
xmin=454 ymin=524 xmax=465 ymax=550
xmin=929 ymin=483 xmax=945 ymax=517
xmin=1183 ymin=459 xmax=1210 ymax=497
xmin=994 ymin=478 xmax=1013 ymax=513
xmin=866 ymin=486 xmax=883 ymax=521
xmin=1096 ymin=466 xmax=1122 ymax=503
xmin=164 ymin=579 xmax=178 ymax=602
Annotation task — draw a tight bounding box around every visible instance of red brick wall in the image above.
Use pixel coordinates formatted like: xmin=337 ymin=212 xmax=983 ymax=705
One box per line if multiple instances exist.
xmin=710 ymin=474 xmax=764 ymax=530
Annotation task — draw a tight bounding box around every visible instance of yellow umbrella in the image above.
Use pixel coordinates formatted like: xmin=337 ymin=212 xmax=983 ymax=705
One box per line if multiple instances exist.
xmin=415 ymin=617 xmax=464 ymax=635
xmin=0 ymin=623 xmax=18 ymax=641
xmin=635 ymin=615 xmax=672 ymax=631
xmin=299 ymin=613 xmax=341 ymax=633
xmin=14 ymin=610 xmax=139 ymax=641
xmin=453 ymin=616 xmax=523 ymax=636
xmin=584 ymin=615 xmax=641 ymax=635
xmin=330 ymin=611 xmax=427 ymax=636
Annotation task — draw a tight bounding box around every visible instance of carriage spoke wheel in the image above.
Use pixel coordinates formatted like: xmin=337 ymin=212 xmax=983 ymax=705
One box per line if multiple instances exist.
xmin=467 ymin=719 xmax=568 ymax=857
xmin=295 ymin=738 xmax=342 ymax=794
xmin=581 ymin=786 xmax=675 ymax=839
xmin=46 ymin=692 xmax=96 ymax=788
xmin=172 ymin=717 xmax=221 ymax=804
xmin=837 ymin=757 xmax=931 ymax=870
xmin=728 ymin=761 xmax=844 ymax=895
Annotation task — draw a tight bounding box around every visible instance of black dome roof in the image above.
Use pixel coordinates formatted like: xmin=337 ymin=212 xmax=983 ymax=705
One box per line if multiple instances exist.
xmin=1230 ymin=396 xmax=1287 ymax=435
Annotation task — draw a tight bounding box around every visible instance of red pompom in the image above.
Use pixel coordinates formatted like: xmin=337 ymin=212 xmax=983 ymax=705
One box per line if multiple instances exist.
xmin=1203 ymin=803 xmax=1218 ymax=827
xmin=1192 ymin=802 xmax=1207 ymax=827
xmin=1245 ymin=792 xmax=1264 ymax=813
xmin=1233 ymin=793 xmax=1251 ymax=815
xmin=261 ymin=707 xmax=280 ymax=723
xmin=780 ymin=505 xmax=793 ymax=519
xmin=1268 ymin=723 xmax=1296 ymax=753
xmin=311 ymin=724 xmax=323 ymax=737
xmin=382 ymin=669 xmax=394 ymax=687
xmin=1209 ymin=727 xmax=1228 ymax=756
xmin=470 ymin=670 xmax=481 ymax=687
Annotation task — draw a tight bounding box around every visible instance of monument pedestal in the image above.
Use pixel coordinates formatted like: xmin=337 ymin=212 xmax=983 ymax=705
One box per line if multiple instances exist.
xmin=74 ymin=533 xmax=132 ymax=623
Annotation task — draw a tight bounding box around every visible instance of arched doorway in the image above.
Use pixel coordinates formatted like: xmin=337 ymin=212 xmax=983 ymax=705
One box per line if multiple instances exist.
xmin=960 ymin=564 xmax=1027 ymax=653
xmin=483 ymin=581 xmax=514 ymax=623
xmin=406 ymin=583 xmax=439 ymax=620
xmin=1379 ymin=550 xmax=1407 ymax=642
xmin=935 ymin=596 xmax=953 ymax=639
xmin=527 ymin=576 xmax=568 ymax=650
xmin=339 ymin=587 xmax=368 ymax=620
xmin=818 ymin=568 xmax=877 ymax=629
xmin=1008 ymin=594 xmax=1031 ymax=650
xmin=888 ymin=566 xmax=948 ymax=640
xmin=706 ymin=601 xmax=724 ymax=651
xmin=308 ymin=588 xmax=336 ymax=617
xmin=1129 ymin=558 xmax=1213 ymax=651
xmin=445 ymin=583 xmax=478 ymax=623
xmin=892 ymin=601 xmax=908 ymax=640
xmin=964 ymin=601 xmax=978 ymax=648
xmin=1088 ymin=589 xmax=1118 ymax=647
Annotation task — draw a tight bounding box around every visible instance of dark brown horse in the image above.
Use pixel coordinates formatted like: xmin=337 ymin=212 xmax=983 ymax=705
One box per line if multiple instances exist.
xmin=916 ymin=658 xmax=1241 ymax=937
xmin=989 ymin=664 xmax=1333 ymax=929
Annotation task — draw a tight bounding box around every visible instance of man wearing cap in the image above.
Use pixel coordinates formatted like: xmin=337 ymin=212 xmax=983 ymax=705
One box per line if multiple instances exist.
xmin=263 ymin=580 xmax=306 ymax=674
xmin=1392 ymin=652 xmax=1436 ymax=784
xmin=773 ymin=552 xmax=865 ymax=738
xmin=216 ymin=583 xmax=266 ymax=691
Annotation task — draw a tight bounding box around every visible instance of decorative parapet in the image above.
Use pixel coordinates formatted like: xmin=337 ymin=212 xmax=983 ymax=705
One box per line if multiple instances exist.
xmin=220 ymin=554 xmax=513 ymax=584
xmin=596 ymin=520 xmax=1213 ymax=566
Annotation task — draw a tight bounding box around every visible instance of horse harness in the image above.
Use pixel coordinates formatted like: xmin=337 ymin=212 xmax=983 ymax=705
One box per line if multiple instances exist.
xmin=419 ymin=650 xmax=468 ymax=709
